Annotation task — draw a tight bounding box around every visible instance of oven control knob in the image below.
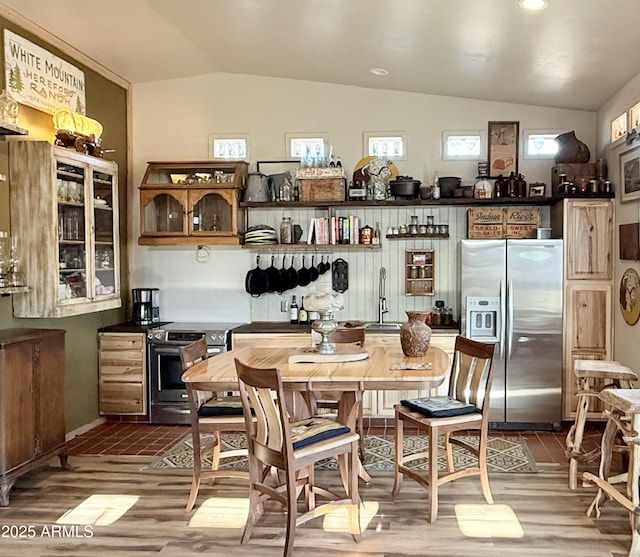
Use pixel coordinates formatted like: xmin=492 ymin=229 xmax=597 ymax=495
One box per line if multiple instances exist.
xmin=155 ymin=333 xmax=162 ymax=340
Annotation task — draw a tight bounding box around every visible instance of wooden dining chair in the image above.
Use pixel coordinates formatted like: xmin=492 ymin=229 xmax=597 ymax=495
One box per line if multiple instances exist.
xmin=234 ymin=357 xmax=361 ymax=557
xmin=180 ymin=338 xmax=249 ymax=512
xmin=308 ymin=326 xmax=367 ymax=459
xmin=392 ymin=335 xmax=497 ymax=523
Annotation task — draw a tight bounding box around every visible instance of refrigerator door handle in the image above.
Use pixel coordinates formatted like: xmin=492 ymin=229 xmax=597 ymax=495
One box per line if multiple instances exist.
xmin=506 ymin=279 xmax=514 ymax=360
xmin=499 ymin=279 xmax=506 ymax=360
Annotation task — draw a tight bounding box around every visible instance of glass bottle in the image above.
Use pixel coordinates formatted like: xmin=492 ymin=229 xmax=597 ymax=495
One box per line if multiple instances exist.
xmin=298 ymin=298 xmax=308 ymax=324
xmin=280 ymin=217 xmax=293 ymax=244
xmin=373 ymin=222 xmax=381 ymax=245
xmin=431 ymin=171 xmax=441 ymax=200
xmin=290 ymin=295 xmax=299 ymax=324
xmin=280 ymin=177 xmax=292 ymax=202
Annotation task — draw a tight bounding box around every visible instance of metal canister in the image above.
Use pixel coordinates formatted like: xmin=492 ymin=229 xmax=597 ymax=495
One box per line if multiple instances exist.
xmin=589 ymin=179 xmax=599 ymax=194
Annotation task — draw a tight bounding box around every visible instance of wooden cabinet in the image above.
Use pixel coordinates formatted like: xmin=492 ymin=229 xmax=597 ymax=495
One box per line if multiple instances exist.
xmin=563 ymin=199 xmax=613 ymax=280
xmin=563 ymin=282 xmax=614 ymax=417
xmin=98 ymin=333 xmax=147 ymax=415
xmin=139 ymin=160 xmax=248 ymax=245
xmin=551 ymin=198 xmax=614 ymax=419
xmin=405 ymin=249 xmax=435 ymax=296
xmin=0 ymin=328 xmax=67 ymax=506
xmin=9 ymin=141 xmax=121 ymax=318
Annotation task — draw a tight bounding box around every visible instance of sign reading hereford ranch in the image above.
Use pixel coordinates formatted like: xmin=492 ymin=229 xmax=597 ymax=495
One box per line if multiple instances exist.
xmin=4 ymin=30 xmax=86 ymax=115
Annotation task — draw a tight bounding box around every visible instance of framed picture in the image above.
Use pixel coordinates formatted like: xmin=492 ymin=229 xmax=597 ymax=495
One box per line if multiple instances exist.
xmin=620 ymin=268 xmax=640 ymax=325
xmin=488 ymin=121 xmax=519 ymax=178
xmin=528 ymin=182 xmax=546 ymax=197
xmin=620 ymin=146 xmax=640 ymax=202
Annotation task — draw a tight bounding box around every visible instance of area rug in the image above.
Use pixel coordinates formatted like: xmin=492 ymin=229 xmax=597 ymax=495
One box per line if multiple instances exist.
xmin=146 ymin=433 xmax=539 ymax=473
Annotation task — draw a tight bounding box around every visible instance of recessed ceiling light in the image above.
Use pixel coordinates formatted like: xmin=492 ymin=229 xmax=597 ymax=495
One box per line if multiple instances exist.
xmin=519 ymin=0 xmax=548 ymax=10
xmin=369 ymin=67 xmax=389 ymax=77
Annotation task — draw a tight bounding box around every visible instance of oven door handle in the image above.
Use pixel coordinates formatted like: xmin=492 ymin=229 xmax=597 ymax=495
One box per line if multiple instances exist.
xmin=149 ymin=346 xmax=182 ymax=356
xmin=150 ymin=346 xmax=224 ymax=356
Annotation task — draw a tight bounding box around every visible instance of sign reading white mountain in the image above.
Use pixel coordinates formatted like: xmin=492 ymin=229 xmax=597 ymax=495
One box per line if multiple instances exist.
xmin=4 ymin=29 xmax=86 ymax=115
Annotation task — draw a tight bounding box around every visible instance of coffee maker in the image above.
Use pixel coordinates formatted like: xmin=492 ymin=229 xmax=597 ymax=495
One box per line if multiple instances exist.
xmin=132 ymin=288 xmax=160 ymax=325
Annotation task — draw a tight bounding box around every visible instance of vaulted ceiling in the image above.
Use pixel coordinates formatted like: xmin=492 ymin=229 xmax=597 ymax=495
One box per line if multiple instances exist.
xmin=2 ymin=0 xmax=639 ymax=111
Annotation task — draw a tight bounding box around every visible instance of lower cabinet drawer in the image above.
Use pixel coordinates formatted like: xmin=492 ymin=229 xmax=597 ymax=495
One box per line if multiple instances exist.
xmin=99 ymin=382 xmax=145 ymax=414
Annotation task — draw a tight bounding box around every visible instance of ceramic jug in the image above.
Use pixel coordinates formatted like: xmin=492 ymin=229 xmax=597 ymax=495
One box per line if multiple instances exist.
xmin=400 ymin=311 xmax=432 ymax=357
xmin=554 ymin=131 xmax=590 ymax=164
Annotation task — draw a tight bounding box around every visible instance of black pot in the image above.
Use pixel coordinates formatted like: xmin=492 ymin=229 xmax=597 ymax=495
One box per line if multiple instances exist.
xmin=389 ymin=176 xmax=421 ymax=198
xmin=297 ymin=255 xmax=312 ymax=287
xmin=309 ymin=254 xmax=320 ymax=282
xmin=285 ymin=256 xmax=298 ymax=290
xmin=265 ymin=255 xmax=281 ymax=293
xmin=438 ymin=176 xmax=462 ymax=198
xmin=245 ymin=255 xmax=268 ymax=297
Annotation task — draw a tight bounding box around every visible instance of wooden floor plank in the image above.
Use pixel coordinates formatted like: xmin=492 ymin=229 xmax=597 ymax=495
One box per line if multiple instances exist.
xmin=0 ymin=456 xmax=632 ymax=556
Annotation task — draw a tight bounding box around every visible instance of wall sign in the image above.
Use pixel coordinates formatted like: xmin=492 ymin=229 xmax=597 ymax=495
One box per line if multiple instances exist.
xmin=620 ymin=268 xmax=640 ymax=326
xmin=488 ymin=121 xmax=519 ymax=178
xmin=620 ymin=145 xmax=640 ymax=203
xmin=4 ymin=30 xmax=86 ymax=115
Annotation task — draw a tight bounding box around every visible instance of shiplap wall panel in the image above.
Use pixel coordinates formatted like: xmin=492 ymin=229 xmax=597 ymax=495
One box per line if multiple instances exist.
xmin=247 ymin=205 xmax=549 ymax=324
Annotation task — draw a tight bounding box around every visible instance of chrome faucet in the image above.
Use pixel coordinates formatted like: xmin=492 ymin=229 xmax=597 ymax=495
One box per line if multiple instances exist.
xmin=378 ymin=266 xmax=388 ymax=324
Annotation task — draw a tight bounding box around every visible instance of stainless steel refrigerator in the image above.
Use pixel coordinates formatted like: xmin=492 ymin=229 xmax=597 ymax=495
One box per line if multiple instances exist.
xmin=460 ymin=239 xmax=563 ymax=430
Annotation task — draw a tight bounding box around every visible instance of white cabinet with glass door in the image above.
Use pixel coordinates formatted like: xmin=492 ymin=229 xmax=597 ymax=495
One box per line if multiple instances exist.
xmin=9 ymin=141 xmax=121 ymax=317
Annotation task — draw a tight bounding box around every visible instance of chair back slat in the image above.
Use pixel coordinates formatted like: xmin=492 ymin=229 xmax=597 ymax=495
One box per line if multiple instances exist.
xmin=179 ymin=337 xmax=209 ymax=369
xmin=235 ymin=358 xmax=294 ymax=469
xmin=449 ymin=336 xmax=496 ymax=412
xmin=179 ymin=338 xmax=212 ymax=405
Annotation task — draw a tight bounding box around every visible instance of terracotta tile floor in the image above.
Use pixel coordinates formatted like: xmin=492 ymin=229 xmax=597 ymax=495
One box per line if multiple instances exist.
xmin=66 ymin=420 xmax=606 ymax=464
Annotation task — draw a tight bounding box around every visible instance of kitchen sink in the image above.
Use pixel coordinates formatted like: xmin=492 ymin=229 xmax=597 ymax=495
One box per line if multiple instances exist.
xmin=365 ymin=322 xmax=402 ymax=332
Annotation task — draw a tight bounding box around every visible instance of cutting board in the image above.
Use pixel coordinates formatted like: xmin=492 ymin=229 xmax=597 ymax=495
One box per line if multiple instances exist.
xmin=288 ymin=349 xmax=369 ymax=364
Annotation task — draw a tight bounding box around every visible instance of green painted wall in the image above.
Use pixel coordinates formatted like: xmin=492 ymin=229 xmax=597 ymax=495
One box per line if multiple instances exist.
xmin=0 ymin=18 xmax=129 ymax=433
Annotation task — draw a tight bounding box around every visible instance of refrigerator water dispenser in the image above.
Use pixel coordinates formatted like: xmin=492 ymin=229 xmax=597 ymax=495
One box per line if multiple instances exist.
xmin=466 ymin=296 xmax=500 ymax=340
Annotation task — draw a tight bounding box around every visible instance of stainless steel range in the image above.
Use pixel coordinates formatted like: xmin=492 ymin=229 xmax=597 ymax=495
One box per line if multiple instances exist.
xmin=146 ymin=322 xmax=244 ymax=424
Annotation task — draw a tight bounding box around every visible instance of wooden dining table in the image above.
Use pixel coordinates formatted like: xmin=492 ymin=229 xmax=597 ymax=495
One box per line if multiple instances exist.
xmin=182 ymin=342 xmax=451 ymax=481
xmin=182 ymin=343 xmax=450 ymax=411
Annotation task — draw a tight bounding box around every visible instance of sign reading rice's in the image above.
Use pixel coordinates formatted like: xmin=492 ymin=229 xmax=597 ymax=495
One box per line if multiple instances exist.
xmin=467 ymin=208 xmax=540 ymax=239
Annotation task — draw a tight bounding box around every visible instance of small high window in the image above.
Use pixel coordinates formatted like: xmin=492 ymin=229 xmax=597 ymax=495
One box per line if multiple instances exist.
xmin=209 ymin=135 xmax=249 ymax=160
xmin=523 ymin=131 xmax=559 ymax=158
xmin=442 ymin=131 xmax=482 ymax=160
xmin=285 ymin=134 xmax=327 ymax=160
xmin=630 ymin=101 xmax=640 ymax=130
xmin=612 ymin=113 xmax=628 ymax=143
xmin=363 ymin=132 xmax=407 ymax=160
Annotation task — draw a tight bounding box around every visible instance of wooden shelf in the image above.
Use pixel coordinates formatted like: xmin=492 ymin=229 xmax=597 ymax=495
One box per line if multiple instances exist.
xmin=241 ymin=197 xmax=553 ymax=209
xmin=243 ymin=243 xmax=381 ymax=251
xmin=0 ymin=121 xmax=27 ymax=137
xmin=0 ymin=286 xmax=29 ymax=297
xmin=386 ymin=233 xmax=449 ymax=240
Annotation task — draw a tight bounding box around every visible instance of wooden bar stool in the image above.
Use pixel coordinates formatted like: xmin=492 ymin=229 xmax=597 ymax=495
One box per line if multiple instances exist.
xmin=583 ymin=389 xmax=640 ymax=557
xmin=566 ymin=360 xmax=637 ymax=490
